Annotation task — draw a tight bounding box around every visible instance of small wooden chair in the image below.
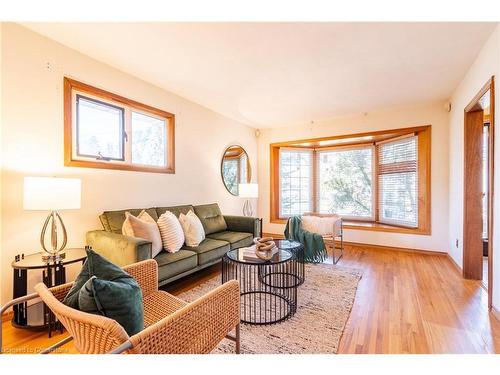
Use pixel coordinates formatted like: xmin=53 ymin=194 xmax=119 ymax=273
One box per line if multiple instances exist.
xmin=1 ymin=259 xmax=241 ymax=354
xmin=303 ymin=213 xmax=344 ymax=264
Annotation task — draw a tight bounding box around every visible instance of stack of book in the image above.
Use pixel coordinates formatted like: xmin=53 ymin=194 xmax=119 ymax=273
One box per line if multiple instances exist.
xmin=239 ymin=244 xmax=279 ymax=261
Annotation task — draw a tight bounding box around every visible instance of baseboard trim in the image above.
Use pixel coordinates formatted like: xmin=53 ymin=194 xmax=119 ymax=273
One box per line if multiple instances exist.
xmin=446 ymin=254 xmax=463 ymax=276
xmin=491 ymin=306 xmax=500 ymax=323
xmin=263 ymin=232 xmax=446 ymax=256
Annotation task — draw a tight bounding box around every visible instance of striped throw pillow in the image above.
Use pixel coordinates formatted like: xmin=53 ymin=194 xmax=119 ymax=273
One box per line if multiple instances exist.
xmin=157 ymin=211 xmax=185 ymax=253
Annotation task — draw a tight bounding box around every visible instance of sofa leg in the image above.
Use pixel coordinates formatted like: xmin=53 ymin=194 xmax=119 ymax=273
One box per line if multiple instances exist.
xmin=235 ymin=324 xmax=241 ymax=354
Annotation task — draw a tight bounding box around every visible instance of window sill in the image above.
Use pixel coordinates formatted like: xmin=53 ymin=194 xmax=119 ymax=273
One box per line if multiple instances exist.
xmin=343 ymin=221 xmax=430 ymax=235
xmin=65 ymin=159 xmax=175 ymax=174
xmin=270 ymin=218 xmax=430 ymax=235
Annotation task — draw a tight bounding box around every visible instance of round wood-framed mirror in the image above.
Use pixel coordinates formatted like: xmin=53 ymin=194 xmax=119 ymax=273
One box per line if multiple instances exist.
xmin=221 ymin=145 xmax=251 ymax=196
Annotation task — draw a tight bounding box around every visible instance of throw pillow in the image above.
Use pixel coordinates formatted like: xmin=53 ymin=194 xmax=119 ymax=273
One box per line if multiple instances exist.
xmin=301 ymin=215 xmax=337 ymax=236
xmin=125 ymin=212 xmax=163 ymax=258
xmin=179 ymin=210 xmax=205 ymax=247
xmin=63 ymin=247 xmax=130 ymax=310
xmin=157 ymin=211 xmax=185 ymax=253
xmin=122 ymin=210 xmax=157 ymax=236
xmin=78 ymin=275 xmax=144 ymax=336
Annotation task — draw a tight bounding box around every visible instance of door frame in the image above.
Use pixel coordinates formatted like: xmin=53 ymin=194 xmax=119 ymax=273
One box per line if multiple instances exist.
xmin=463 ymin=76 xmax=495 ymax=309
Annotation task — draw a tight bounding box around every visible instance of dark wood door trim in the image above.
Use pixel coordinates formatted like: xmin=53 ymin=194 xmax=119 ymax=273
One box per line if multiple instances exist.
xmin=463 ymin=109 xmax=484 ymax=280
xmin=463 ymin=76 xmax=495 ymax=309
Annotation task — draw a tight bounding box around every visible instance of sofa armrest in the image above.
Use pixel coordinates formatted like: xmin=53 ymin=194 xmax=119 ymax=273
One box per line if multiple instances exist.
xmin=223 ymin=215 xmax=261 ymax=238
xmin=86 ymin=230 xmax=152 ymax=267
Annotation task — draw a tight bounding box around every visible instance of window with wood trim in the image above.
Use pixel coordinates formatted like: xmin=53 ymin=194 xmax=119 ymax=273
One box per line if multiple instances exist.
xmin=378 ymin=135 xmax=418 ymax=227
xmin=64 ymin=78 xmax=175 ymax=173
xmin=279 ymin=148 xmax=313 ymax=217
xmin=270 ymin=125 xmax=431 ymax=234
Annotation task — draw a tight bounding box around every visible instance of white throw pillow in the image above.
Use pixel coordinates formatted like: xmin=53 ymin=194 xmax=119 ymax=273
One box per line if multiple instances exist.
xmin=179 ymin=210 xmax=206 ymax=247
xmin=125 ymin=212 xmax=163 ymax=258
xmin=157 ymin=211 xmax=185 ymax=253
xmin=301 ymin=215 xmax=337 ymax=236
xmin=122 ymin=210 xmax=156 ymax=236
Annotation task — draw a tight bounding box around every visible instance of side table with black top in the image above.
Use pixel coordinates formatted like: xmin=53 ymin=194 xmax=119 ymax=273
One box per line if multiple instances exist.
xmin=11 ymin=248 xmax=87 ymax=337
xmin=221 ymin=240 xmax=305 ymax=325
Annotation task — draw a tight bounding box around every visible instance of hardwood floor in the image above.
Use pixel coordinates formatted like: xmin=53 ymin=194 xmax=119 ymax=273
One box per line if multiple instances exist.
xmin=2 ymin=244 xmax=500 ymax=354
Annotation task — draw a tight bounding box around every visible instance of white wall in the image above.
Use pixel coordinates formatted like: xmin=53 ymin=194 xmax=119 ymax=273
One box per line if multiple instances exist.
xmin=0 ymin=23 xmax=3 ymax=304
xmin=448 ymin=25 xmax=500 ymax=310
xmin=257 ymin=102 xmax=450 ymax=252
xmin=0 ymin=23 xmax=258 ymax=304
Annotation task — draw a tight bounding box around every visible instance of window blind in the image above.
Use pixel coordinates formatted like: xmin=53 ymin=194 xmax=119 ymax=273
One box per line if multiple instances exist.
xmin=279 ymin=148 xmax=313 ymax=217
xmin=377 ymin=135 xmax=418 ymax=227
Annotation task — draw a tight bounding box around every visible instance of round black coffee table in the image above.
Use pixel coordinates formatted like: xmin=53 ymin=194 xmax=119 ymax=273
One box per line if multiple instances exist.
xmin=222 ymin=240 xmax=304 ymax=325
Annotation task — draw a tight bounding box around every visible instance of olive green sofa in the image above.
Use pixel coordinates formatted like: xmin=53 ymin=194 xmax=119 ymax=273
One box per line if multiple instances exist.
xmin=86 ymin=203 xmax=260 ymax=287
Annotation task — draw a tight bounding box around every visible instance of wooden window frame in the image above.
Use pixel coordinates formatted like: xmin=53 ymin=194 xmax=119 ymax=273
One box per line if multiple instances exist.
xmin=64 ymin=77 xmax=175 ymax=174
xmin=315 ymin=144 xmax=376 ymax=221
xmin=278 ymin=147 xmax=314 ymax=218
xmin=270 ymin=125 xmax=431 ymax=235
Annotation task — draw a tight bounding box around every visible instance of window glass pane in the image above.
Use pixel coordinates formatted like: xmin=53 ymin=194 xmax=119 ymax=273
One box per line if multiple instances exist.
xmin=77 ymin=96 xmax=124 ymax=160
xmin=279 ymin=149 xmax=312 ymax=217
xmin=240 ymin=153 xmax=248 ymax=184
xmin=378 ymin=136 xmax=418 ymax=227
xmin=131 ymin=112 xmax=167 ymax=167
xmin=223 ymin=159 xmax=239 ymax=195
xmin=318 ymin=147 xmax=373 ymax=218
xmin=379 ymin=172 xmax=417 ymax=226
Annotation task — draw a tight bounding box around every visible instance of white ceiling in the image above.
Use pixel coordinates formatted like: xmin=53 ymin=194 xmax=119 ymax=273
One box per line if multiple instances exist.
xmin=23 ymin=22 xmax=496 ymax=128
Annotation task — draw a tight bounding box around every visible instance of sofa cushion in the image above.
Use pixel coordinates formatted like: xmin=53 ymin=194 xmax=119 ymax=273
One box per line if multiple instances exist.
xmin=154 ymin=250 xmax=197 ymax=282
xmin=193 ymin=203 xmax=227 ymax=235
xmin=182 ymin=238 xmax=230 ymax=266
xmin=206 ymin=231 xmax=253 ymax=250
xmin=156 ymin=205 xmax=194 ymax=219
xmin=102 ymin=208 xmax=158 ymax=234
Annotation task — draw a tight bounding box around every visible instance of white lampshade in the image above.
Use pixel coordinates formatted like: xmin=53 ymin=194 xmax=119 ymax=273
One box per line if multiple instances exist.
xmin=239 ymin=183 xmax=259 ymax=198
xmin=24 ymin=177 xmax=81 ymax=211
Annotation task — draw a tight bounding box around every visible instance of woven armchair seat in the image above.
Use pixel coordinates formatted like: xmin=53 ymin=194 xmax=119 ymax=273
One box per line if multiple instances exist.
xmin=143 ymin=291 xmax=187 ymax=327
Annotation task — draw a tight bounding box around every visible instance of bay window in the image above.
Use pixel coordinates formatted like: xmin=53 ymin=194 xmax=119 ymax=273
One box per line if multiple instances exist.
xmin=270 ymin=126 xmax=431 ymax=234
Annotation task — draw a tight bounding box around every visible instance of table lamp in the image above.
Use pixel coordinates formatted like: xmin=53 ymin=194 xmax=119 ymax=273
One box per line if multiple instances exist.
xmin=23 ymin=177 xmax=81 ymax=262
xmin=239 ymin=183 xmax=258 ymax=217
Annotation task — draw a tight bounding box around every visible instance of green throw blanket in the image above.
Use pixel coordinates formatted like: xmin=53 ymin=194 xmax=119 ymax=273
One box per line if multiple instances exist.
xmin=284 ymin=216 xmax=327 ymax=263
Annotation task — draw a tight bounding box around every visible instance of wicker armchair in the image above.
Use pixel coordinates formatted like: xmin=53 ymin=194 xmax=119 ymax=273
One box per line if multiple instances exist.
xmin=2 ymin=259 xmax=240 ymax=354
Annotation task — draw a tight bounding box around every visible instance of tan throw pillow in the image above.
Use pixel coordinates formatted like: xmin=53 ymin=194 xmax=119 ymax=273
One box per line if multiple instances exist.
xmin=157 ymin=211 xmax=185 ymax=253
xmin=122 ymin=210 xmax=156 ymax=236
xmin=179 ymin=210 xmax=206 ymax=247
xmin=125 ymin=212 xmax=163 ymax=258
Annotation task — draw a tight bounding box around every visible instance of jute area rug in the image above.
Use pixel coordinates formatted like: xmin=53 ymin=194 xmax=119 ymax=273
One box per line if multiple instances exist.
xmin=177 ymin=263 xmax=362 ymax=354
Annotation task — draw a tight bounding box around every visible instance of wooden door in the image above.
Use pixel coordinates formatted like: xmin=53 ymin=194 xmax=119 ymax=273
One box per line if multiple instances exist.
xmin=463 ymin=109 xmax=484 ymax=279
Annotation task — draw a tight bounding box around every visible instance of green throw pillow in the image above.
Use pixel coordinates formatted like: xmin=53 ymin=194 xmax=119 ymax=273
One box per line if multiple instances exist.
xmin=63 ymin=247 xmax=130 ymax=309
xmin=63 ymin=247 xmax=144 ymax=336
xmin=78 ymin=276 xmax=144 ymax=336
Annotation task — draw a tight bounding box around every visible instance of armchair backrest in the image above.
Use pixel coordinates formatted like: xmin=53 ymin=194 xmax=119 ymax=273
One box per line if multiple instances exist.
xmin=122 ymin=259 xmax=158 ymax=297
xmin=302 ymin=212 xmax=343 ymax=237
